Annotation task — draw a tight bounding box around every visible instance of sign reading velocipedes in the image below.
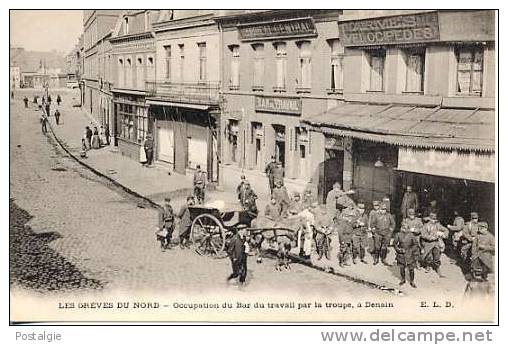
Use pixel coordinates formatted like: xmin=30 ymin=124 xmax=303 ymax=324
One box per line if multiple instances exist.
xmin=339 ymin=12 xmax=440 ymax=46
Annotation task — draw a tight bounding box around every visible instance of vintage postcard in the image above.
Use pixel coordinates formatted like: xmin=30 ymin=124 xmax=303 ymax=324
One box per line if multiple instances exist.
xmin=9 ymin=9 xmax=497 ymax=323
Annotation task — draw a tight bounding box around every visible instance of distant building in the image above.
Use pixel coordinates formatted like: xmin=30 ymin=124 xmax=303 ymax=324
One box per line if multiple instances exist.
xmin=10 ymin=65 xmax=20 ymax=89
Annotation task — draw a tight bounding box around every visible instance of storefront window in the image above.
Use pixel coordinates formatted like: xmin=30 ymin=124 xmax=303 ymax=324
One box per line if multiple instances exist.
xmin=274 ymin=42 xmax=287 ymax=92
xmin=137 ymin=107 xmax=149 ymax=142
xmin=456 ymin=46 xmax=483 ymax=96
xmin=404 ymin=49 xmax=425 ymax=93
xmin=229 ymin=45 xmax=240 ymax=89
xmin=329 ymin=39 xmax=344 ymax=92
xmin=368 ymin=50 xmax=385 ymax=92
xmin=252 ymin=44 xmax=264 ymax=90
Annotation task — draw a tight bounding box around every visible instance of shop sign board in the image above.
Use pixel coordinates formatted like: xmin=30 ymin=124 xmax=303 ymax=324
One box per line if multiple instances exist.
xmin=255 ymin=96 xmax=302 ymax=115
xmin=339 ymin=12 xmax=440 ymax=46
xmin=238 ymin=17 xmax=317 ymax=42
xmin=398 ymin=147 xmax=495 ymax=183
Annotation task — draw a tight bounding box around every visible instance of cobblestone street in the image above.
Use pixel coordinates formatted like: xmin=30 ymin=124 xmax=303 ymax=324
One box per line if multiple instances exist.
xmin=10 ymin=91 xmax=390 ymax=299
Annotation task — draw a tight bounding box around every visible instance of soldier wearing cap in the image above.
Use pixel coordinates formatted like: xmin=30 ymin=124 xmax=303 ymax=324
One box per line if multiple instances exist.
xmin=470 ymin=222 xmax=495 ymax=281
xmin=264 ymin=156 xmax=278 ymax=194
xmin=393 ymin=214 xmax=421 ymax=288
xmin=352 ymin=202 xmax=369 ymax=264
xmin=157 ymin=197 xmax=175 ymax=251
xmin=420 ymin=212 xmax=449 ymax=277
xmin=272 ymin=179 xmax=290 ymax=217
xmin=288 ymin=192 xmax=304 ymax=216
xmin=369 ymin=203 xmax=395 ymax=265
xmin=401 ymin=208 xmax=424 ymax=267
xmin=460 ymin=212 xmax=480 ymax=264
xmin=447 ymin=210 xmax=465 ymax=250
xmin=336 ymin=206 xmax=356 ymax=266
xmin=368 ymin=200 xmax=381 ymax=230
xmin=236 ymin=175 xmax=248 ymax=205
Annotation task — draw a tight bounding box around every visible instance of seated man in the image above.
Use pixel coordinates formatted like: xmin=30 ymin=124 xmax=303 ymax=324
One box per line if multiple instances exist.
xmin=288 ymin=192 xmax=304 ymax=216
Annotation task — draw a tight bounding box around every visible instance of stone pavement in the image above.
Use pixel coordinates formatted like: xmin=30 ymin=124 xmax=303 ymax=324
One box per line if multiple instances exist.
xmin=22 ymin=89 xmax=473 ymax=298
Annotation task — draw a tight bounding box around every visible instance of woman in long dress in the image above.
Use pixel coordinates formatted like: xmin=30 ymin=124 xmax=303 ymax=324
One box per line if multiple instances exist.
xmin=99 ymin=126 xmax=107 ymax=146
xmin=91 ymin=126 xmax=101 ymax=149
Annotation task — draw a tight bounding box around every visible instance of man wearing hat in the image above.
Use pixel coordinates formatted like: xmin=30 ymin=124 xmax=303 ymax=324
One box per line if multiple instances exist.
xmin=460 ymin=212 xmax=480 ymax=264
xmin=470 ymin=222 xmax=495 ymax=281
xmin=193 ymin=165 xmax=207 ymax=205
xmin=272 ymin=180 xmax=290 ymax=217
xmin=368 ymin=200 xmax=381 ymax=230
xmin=239 ymin=189 xmax=258 ymax=227
xmin=143 ymin=133 xmax=154 ymax=167
xmin=401 ymin=208 xmax=424 ymax=267
xmin=336 ymin=207 xmax=356 ymax=266
xmin=236 ymin=175 xmax=248 ymax=205
xmin=369 ymin=203 xmax=395 ymax=265
xmin=264 ymin=156 xmax=278 ymax=194
xmin=352 ymin=202 xmax=369 ymax=264
xmin=177 ymin=196 xmax=196 ymax=248
xmin=393 ymin=217 xmax=420 ymax=288
xmin=400 ymin=185 xmax=419 ymax=219
xmin=157 ymin=197 xmax=175 ymax=251
xmin=420 ymin=212 xmax=449 ymax=277
xmin=447 ymin=210 xmax=465 ymax=250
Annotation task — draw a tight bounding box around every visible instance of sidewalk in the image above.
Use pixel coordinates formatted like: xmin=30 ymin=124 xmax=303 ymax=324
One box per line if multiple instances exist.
xmin=34 ymin=90 xmax=470 ymax=297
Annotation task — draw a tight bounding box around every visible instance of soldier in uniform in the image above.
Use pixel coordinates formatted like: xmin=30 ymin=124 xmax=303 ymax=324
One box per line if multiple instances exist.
xmin=336 ymin=207 xmax=355 ymax=266
xmin=236 ymin=175 xmax=248 ymax=205
xmin=370 ymin=203 xmax=395 ymax=265
xmin=401 ymin=208 xmax=424 ymax=267
xmin=288 ymin=192 xmax=304 ymax=216
xmin=352 ymin=202 xmax=369 ymax=264
xmin=460 ymin=212 xmax=480 ymax=264
xmin=264 ymin=156 xmax=277 ymax=194
xmin=226 ymin=228 xmax=248 ymax=285
xmin=302 ymin=188 xmax=316 ymax=208
xmin=23 ymin=96 xmax=28 ymax=108
xmin=447 ymin=210 xmax=465 ymax=250
xmin=314 ymin=205 xmax=333 ymax=261
xmin=272 ymin=180 xmax=290 ymax=217
xmin=326 ymin=182 xmax=345 ymax=216
xmin=400 ymin=185 xmax=419 ymax=219
xmin=470 ymin=222 xmax=495 ymax=281
xmin=239 ymin=191 xmax=258 ymax=227
xmin=157 ymin=197 xmax=175 ymax=251
xmin=264 ymin=197 xmax=282 ymax=222
xmin=177 ymin=196 xmax=195 ymax=248
xmin=393 ymin=219 xmax=421 ymax=288
xmin=368 ymin=200 xmax=381 ymax=230
xmin=420 ymin=212 xmax=449 ymax=277
xmin=193 ymin=165 xmax=207 ymax=205
xmin=273 ymin=162 xmax=285 ymax=186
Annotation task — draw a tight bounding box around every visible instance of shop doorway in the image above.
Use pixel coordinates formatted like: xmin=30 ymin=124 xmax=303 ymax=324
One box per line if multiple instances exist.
xmin=157 ymin=121 xmax=174 ymax=165
xmin=255 ymin=138 xmax=262 ymax=170
xmin=321 ymin=148 xmax=344 ymax=203
xmin=273 ymin=124 xmax=286 ymax=167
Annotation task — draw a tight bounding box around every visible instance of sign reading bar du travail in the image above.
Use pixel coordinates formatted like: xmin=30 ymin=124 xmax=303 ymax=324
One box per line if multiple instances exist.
xmin=255 ymin=96 xmax=302 ymax=115
xmin=339 ymin=12 xmax=440 ymax=47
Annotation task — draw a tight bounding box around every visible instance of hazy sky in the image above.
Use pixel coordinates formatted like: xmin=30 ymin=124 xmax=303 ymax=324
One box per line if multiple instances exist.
xmin=10 ymin=10 xmax=83 ymax=54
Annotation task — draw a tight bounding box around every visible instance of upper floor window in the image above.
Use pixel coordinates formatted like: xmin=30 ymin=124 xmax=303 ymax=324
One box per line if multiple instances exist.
xmin=456 ymin=46 xmax=484 ymax=96
xmin=136 ymin=57 xmax=144 ymax=89
xmin=198 ymin=43 xmax=207 ymax=81
xmin=229 ymin=45 xmax=240 ymax=89
xmin=179 ymin=44 xmax=185 ymax=82
xmin=297 ymin=41 xmax=311 ymax=92
xmin=329 ymin=39 xmax=344 ymax=92
xmin=404 ymin=48 xmax=425 ymax=93
xmin=164 ymin=45 xmax=171 ymax=80
xmin=146 ymin=56 xmax=155 ymax=81
xmin=274 ymin=42 xmax=287 ymax=92
xmin=368 ymin=49 xmax=386 ymax=92
xmin=252 ymin=44 xmax=264 ymax=91
xmin=118 ymin=58 xmax=124 ymax=87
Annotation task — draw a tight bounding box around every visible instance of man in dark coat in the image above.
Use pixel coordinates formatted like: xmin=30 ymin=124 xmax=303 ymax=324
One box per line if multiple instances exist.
xmin=337 ymin=208 xmax=355 ymax=266
xmin=226 ymin=228 xmax=248 ymax=284
xmin=56 ymin=94 xmax=62 ymax=105
xmin=177 ymin=196 xmax=195 ymax=248
xmin=236 ymin=175 xmax=248 ymax=206
xmin=420 ymin=212 xmax=449 ymax=277
xmin=470 ymin=222 xmax=495 ymax=281
xmin=352 ymin=202 xmax=369 ymax=264
xmin=45 ymin=102 xmax=50 ymax=117
xmin=193 ymin=165 xmax=207 ymax=204
xmin=401 ymin=208 xmax=424 ymax=267
xmin=264 ymin=156 xmax=277 ymax=194
xmin=400 ymin=185 xmax=419 ymax=219
xmin=157 ymin=197 xmax=175 ymax=251
xmin=239 ymin=191 xmax=258 ymax=227
xmin=47 ymin=94 xmax=52 ymax=104
xmin=85 ymin=126 xmax=92 ymax=149
xmin=393 ymin=222 xmax=420 ymax=288
xmin=143 ymin=134 xmax=154 ymax=167
xmin=23 ymin=96 xmax=29 ymax=108
xmin=54 ymin=109 xmax=61 ymax=125
xmin=370 ymin=203 xmax=395 ymax=265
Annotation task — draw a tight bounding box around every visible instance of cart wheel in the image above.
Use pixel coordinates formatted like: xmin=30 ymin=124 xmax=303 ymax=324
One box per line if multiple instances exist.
xmin=191 ymin=214 xmax=227 ymax=258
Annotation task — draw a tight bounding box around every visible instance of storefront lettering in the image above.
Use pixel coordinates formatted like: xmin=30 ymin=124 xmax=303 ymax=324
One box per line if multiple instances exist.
xmin=238 ymin=17 xmax=317 ymax=41
xmin=339 ymin=12 xmax=440 ymax=46
xmin=255 ymin=96 xmax=302 ymax=115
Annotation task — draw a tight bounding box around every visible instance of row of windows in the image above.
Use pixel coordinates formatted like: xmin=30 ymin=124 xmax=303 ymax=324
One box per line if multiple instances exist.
xmin=117 ymin=56 xmax=155 ymax=89
xmin=228 ymin=39 xmax=344 ymax=93
xmin=226 ymin=40 xmax=485 ymax=96
xmin=163 ymin=42 xmax=207 ymax=82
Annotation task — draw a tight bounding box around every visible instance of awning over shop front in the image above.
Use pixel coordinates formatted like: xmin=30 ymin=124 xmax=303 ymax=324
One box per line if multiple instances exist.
xmin=303 ymin=103 xmax=495 ymax=152
xmin=146 ymin=99 xmax=210 ymax=110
